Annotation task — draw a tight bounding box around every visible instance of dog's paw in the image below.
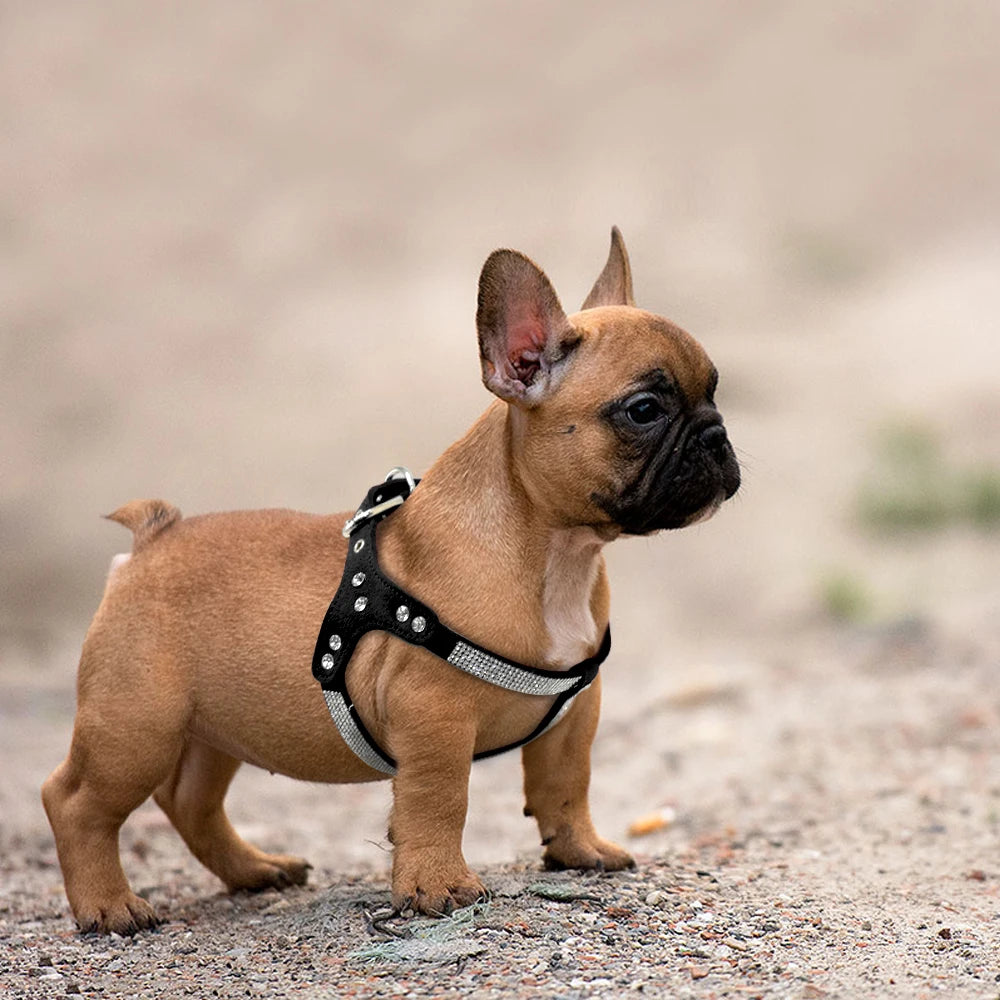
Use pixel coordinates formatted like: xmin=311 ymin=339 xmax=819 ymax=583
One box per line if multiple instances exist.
xmin=225 ymin=852 xmax=311 ymax=893
xmin=391 ymin=861 xmax=488 ymax=917
xmin=76 ymin=892 xmax=160 ymax=936
xmin=543 ymin=833 xmax=635 ymax=873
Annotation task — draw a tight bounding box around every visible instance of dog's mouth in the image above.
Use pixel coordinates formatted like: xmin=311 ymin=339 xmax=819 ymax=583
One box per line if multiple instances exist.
xmin=593 ymin=418 xmax=740 ymax=536
xmin=681 ymin=494 xmax=725 ymax=527
xmin=617 ymin=494 xmax=724 ymax=535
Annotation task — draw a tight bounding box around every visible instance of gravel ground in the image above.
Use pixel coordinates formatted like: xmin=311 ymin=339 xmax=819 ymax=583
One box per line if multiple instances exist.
xmin=4 ymin=618 xmax=1000 ymax=999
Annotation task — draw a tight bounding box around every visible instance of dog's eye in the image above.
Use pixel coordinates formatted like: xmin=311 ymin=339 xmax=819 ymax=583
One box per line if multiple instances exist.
xmin=624 ymin=394 xmax=664 ymax=426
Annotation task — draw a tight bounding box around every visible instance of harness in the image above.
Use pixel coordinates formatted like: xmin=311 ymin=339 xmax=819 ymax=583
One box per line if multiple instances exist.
xmin=311 ymin=469 xmax=610 ymax=776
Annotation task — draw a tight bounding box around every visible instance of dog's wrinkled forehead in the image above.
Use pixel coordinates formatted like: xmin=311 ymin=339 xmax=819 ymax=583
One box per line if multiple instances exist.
xmin=567 ymin=306 xmax=717 ymax=405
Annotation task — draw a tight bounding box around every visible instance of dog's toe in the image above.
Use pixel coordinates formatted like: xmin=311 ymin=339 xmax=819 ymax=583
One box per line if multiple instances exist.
xmin=226 ymin=853 xmax=311 ymax=893
xmin=405 ymin=879 xmax=488 ymax=917
xmin=77 ymin=893 xmax=160 ymax=936
xmin=543 ymin=834 xmax=634 ymax=873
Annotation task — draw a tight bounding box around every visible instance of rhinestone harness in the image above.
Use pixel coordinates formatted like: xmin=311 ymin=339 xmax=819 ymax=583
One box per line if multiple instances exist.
xmin=311 ymin=469 xmax=610 ymax=776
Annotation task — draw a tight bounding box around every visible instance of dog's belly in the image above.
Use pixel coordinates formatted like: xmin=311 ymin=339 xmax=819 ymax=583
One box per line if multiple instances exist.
xmin=185 ymin=703 xmax=384 ymax=785
xmin=180 ymin=629 xmax=391 ymax=784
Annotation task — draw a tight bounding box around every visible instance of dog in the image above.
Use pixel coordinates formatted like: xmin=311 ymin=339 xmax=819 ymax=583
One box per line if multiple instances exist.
xmin=42 ymin=228 xmax=740 ymax=934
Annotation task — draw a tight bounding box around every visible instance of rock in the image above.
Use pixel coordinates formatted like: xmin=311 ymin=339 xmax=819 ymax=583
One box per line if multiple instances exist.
xmin=262 ymin=898 xmax=291 ymax=915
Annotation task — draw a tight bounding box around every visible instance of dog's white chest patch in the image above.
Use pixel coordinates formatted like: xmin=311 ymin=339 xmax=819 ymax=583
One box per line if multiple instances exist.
xmin=543 ymin=528 xmax=602 ymax=667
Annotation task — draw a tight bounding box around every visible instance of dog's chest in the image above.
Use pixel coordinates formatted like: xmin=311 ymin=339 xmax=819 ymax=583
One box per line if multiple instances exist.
xmin=542 ymin=529 xmax=602 ymax=667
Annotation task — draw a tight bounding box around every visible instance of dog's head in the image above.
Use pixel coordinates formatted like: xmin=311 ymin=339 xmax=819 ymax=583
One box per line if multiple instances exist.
xmin=477 ymin=228 xmax=740 ymax=536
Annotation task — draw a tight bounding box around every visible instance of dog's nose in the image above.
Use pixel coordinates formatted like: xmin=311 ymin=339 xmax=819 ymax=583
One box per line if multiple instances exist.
xmin=699 ymin=423 xmax=729 ymax=455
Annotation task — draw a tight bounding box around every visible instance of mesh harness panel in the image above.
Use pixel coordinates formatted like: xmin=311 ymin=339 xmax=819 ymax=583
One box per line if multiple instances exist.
xmin=311 ymin=473 xmax=610 ymax=776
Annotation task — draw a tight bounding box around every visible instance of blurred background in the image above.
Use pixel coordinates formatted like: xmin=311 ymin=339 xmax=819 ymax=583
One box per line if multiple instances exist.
xmin=2 ymin=2 xmax=999 ymax=865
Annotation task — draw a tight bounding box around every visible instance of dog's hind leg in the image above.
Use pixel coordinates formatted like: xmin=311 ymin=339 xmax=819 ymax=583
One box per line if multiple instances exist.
xmin=42 ymin=697 xmax=183 ymax=935
xmin=153 ymin=738 xmax=310 ymax=893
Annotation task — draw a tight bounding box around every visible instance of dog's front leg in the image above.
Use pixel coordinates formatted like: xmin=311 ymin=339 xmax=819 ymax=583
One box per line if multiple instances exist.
xmin=521 ymin=676 xmax=634 ymax=872
xmin=388 ymin=712 xmax=486 ymax=916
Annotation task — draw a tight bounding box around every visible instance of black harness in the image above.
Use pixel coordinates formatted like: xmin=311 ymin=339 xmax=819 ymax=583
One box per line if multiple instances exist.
xmin=311 ymin=469 xmax=610 ymax=775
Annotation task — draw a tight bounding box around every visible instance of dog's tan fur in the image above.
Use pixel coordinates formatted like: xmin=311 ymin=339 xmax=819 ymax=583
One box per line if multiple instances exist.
xmin=43 ymin=229 xmax=734 ymax=933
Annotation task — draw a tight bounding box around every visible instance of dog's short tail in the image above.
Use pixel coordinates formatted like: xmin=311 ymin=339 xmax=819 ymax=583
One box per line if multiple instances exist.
xmin=105 ymin=499 xmax=181 ymax=552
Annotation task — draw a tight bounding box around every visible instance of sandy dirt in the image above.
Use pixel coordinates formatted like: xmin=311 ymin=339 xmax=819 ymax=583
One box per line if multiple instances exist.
xmin=3 ymin=2 xmax=1000 ymax=998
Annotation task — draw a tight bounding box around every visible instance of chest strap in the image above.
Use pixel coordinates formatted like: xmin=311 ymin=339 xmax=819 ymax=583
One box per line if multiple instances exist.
xmin=311 ymin=469 xmax=610 ymax=776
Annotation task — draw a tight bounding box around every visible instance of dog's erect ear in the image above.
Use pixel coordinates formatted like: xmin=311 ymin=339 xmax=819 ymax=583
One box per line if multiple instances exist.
xmin=477 ymin=250 xmax=579 ymax=407
xmin=581 ymin=226 xmax=635 ymax=310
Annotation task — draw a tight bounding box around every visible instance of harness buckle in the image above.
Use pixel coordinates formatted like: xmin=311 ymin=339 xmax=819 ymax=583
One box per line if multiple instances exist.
xmin=341 ymin=467 xmax=417 ymax=538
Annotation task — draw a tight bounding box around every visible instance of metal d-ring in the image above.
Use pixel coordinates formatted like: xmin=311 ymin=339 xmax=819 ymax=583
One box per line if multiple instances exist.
xmin=384 ymin=466 xmax=416 ymax=493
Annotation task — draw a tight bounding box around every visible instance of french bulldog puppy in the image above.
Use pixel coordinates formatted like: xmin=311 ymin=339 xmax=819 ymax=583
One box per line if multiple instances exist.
xmin=42 ymin=228 xmax=739 ymax=934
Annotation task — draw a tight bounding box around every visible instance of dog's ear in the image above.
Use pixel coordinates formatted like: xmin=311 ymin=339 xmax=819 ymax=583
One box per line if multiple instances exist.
xmin=582 ymin=226 xmax=635 ymax=309
xmin=477 ymin=250 xmax=579 ymax=406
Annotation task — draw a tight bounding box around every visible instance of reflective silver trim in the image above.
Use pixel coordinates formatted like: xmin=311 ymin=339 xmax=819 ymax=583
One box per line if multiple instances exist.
xmin=446 ymin=641 xmax=579 ymax=696
xmin=322 ymin=690 xmax=396 ymax=775
xmin=540 ymin=692 xmax=578 ymax=735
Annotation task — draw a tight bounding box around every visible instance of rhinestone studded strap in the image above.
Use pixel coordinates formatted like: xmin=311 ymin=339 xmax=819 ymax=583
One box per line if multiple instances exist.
xmin=311 ymin=473 xmax=610 ymax=777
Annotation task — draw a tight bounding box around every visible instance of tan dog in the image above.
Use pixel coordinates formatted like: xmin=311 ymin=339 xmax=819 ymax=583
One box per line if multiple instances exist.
xmin=42 ymin=228 xmax=740 ymax=934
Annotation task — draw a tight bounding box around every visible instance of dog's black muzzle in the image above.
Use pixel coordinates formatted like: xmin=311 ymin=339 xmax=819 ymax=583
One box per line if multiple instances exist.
xmin=596 ymin=412 xmax=740 ymax=535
